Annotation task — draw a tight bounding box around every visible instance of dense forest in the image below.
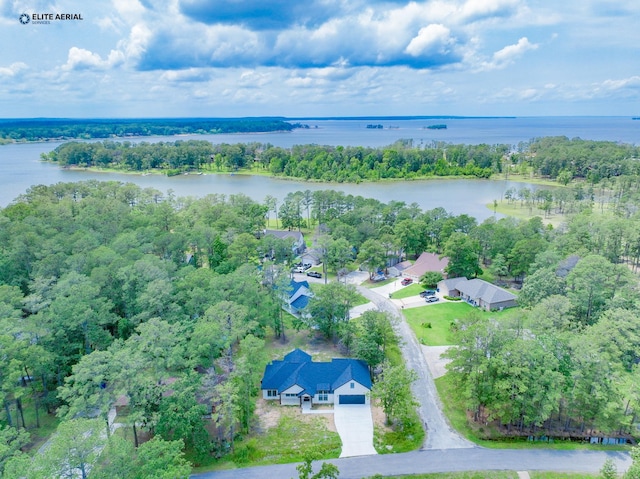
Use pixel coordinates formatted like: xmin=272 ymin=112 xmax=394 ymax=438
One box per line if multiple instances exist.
xmin=43 ymin=136 xmax=640 ymax=183
xmin=1 ymin=173 xmax=640 ymax=475
xmin=0 ymin=118 xmax=298 ymax=142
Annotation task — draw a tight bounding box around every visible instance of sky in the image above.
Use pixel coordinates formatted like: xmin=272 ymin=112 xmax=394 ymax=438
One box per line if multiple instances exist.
xmin=0 ymin=0 xmax=639 ymax=118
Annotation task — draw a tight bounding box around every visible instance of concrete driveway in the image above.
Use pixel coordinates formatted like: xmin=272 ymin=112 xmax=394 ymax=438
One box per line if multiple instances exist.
xmin=333 ymin=403 xmax=377 ymax=458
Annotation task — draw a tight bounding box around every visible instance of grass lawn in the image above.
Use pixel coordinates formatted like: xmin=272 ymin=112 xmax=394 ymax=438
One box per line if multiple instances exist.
xmin=390 ymin=283 xmax=425 ymax=299
xmin=403 ymin=302 xmax=473 ymax=346
xmin=403 ymin=302 xmax=526 ymax=347
xmin=489 ymin=201 xmax=563 ymax=228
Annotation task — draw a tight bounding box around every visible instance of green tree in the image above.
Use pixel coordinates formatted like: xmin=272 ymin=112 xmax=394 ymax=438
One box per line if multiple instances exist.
xmin=624 ymin=445 xmax=640 ymax=479
xmin=57 ymin=349 xmax=116 ymax=436
xmin=35 ymin=419 xmax=105 ymax=479
xmin=352 ymin=311 xmax=394 ymax=376
xmin=0 ymin=425 xmax=30 ymax=476
xmin=600 ymin=458 xmax=617 ymax=479
xmin=307 ymin=283 xmax=358 ymax=340
xmin=420 ymin=271 xmax=443 ymax=288
xmin=443 ymin=232 xmax=482 ymax=278
xmin=371 ymin=360 xmax=418 ymax=426
xmin=518 ymin=267 xmax=566 ymax=308
xmin=295 ymin=456 xmax=340 ymax=479
xmin=156 ymin=373 xmax=210 ymax=459
xmin=357 ymin=239 xmax=388 ymax=279
xmin=326 ymin=237 xmax=353 ymax=279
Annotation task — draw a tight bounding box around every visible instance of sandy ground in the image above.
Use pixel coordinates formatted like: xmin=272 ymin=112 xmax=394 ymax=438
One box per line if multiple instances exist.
xmin=255 ymin=398 xmax=389 ymax=438
xmin=420 ymin=345 xmax=452 ymax=379
xmin=256 ymin=398 xmax=338 ymax=433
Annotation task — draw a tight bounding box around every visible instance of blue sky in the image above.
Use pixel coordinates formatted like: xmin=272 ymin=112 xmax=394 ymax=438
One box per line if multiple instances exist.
xmin=1 ymin=0 xmax=639 ymax=118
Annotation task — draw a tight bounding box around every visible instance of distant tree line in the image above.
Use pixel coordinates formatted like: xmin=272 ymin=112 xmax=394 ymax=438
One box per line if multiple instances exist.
xmin=44 ymin=136 xmax=640 ymax=184
xmin=0 ymin=118 xmax=297 ymax=142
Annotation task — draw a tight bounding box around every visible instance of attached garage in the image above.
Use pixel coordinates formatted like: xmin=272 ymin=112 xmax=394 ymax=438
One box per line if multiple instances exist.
xmin=338 ymin=394 xmax=366 ymax=405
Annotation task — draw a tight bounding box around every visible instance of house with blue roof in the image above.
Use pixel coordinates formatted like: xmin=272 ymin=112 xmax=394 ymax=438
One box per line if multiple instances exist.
xmin=261 ymin=349 xmax=372 ymax=406
xmin=285 ymin=279 xmax=312 ymax=315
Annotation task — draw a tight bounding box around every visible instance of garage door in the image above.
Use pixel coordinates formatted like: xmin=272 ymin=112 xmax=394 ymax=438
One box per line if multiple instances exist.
xmin=338 ymin=394 xmax=365 ymax=405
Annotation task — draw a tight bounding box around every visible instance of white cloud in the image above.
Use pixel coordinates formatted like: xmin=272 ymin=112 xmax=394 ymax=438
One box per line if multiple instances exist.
xmin=479 ymin=37 xmax=538 ymax=70
xmin=62 ymin=47 xmax=124 ymax=71
xmin=601 ymin=76 xmax=640 ymax=91
xmin=0 ymin=62 xmax=27 ymax=77
xmin=405 ymin=24 xmax=453 ymax=57
xmin=459 ymin=0 xmax=520 ymax=22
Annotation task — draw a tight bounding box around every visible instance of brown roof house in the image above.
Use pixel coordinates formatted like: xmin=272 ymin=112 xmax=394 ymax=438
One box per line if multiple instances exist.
xmin=402 ymin=252 xmax=449 ymax=280
xmin=438 ymin=277 xmax=517 ymax=311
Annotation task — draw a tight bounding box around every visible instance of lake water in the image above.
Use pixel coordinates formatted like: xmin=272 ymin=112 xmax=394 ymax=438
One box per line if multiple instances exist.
xmin=1 ymin=117 xmax=638 ymax=219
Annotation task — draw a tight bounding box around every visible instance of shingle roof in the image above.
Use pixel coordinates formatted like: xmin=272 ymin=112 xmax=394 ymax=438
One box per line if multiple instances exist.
xmin=291 ymin=294 xmax=310 ymax=310
xmin=440 ymin=277 xmax=468 ymax=291
xmin=265 ymin=230 xmax=304 ymax=243
xmin=261 ymin=350 xmax=372 ymax=396
xmin=284 ymin=349 xmax=312 ymax=363
xmin=403 ymin=252 xmax=449 ymax=277
xmin=289 ymin=279 xmax=310 ymax=298
xmin=456 ymin=278 xmax=517 ymax=304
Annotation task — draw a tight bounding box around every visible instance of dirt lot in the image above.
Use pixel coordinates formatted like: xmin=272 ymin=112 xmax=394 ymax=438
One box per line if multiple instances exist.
xmin=255 ymin=398 xmax=389 ymax=436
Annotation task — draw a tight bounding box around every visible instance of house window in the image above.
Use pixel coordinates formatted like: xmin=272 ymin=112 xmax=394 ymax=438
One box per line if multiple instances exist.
xmin=267 ymin=390 xmax=278 ymax=397
xmin=318 ymin=390 xmax=329 ymax=401
xmin=284 ymin=393 xmax=297 ymax=397
xmin=350 ymin=382 xmax=354 ymax=389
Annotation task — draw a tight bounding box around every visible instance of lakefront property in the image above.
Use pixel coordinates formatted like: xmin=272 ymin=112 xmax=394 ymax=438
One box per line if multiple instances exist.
xmin=261 ymin=349 xmax=372 ymax=406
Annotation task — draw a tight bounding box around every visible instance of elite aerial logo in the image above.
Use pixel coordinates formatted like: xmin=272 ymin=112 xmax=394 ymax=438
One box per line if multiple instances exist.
xmin=19 ymin=13 xmax=30 ymax=24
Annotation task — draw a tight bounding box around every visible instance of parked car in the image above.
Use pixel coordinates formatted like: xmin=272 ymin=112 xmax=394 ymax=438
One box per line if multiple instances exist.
xmin=372 ymin=273 xmax=386 ymax=282
xmin=419 ymin=289 xmax=436 ymax=297
xmin=306 ymin=271 xmax=322 ymax=278
xmin=401 ymin=278 xmax=413 ymax=286
xmin=293 ymin=266 xmax=305 ymax=273
xmin=425 ymin=295 xmax=439 ymax=303
xmin=303 ymin=263 xmax=312 ymax=270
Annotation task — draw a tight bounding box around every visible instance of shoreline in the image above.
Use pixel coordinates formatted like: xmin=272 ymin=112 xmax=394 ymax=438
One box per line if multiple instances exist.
xmin=54 ymin=163 xmax=561 ymax=186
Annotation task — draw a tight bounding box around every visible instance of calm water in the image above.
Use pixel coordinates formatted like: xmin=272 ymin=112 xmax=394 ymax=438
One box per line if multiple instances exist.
xmin=1 ymin=117 xmax=638 ymax=218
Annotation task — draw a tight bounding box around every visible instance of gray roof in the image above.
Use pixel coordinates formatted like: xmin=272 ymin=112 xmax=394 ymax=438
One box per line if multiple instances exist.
xmin=456 ymin=278 xmax=517 ymax=304
xmin=264 ymin=229 xmax=303 ymax=243
xmin=440 ymin=277 xmax=468 ymax=291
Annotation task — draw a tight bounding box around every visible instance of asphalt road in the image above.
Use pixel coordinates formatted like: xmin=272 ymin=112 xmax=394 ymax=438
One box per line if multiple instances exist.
xmin=192 ymin=448 xmax=632 ymax=479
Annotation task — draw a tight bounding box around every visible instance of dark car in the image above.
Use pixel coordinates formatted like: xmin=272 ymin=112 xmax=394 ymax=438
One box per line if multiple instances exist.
xmin=306 ymin=271 xmax=322 ymax=278
xmin=425 ymin=295 xmax=439 ymax=303
xmin=400 ymin=278 xmax=413 ymax=286
xmin=419 ymin=289 xmax=437 ymax=297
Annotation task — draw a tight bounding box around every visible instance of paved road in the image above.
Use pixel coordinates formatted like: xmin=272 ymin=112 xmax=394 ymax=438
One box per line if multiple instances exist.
xmin=192 ymin=448 xmax=632 ymax=479
xmin=355 ymin=283 xmax=474 ymax=450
